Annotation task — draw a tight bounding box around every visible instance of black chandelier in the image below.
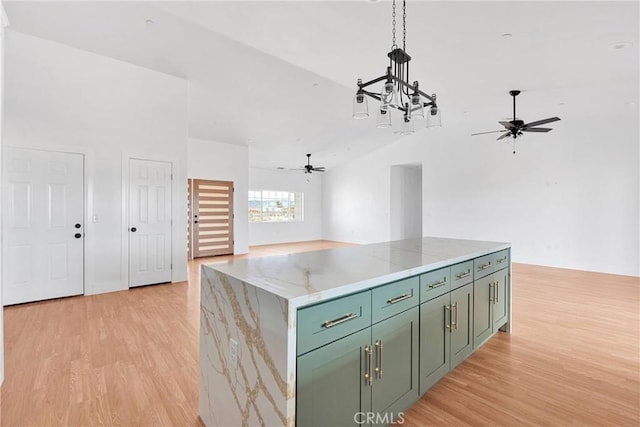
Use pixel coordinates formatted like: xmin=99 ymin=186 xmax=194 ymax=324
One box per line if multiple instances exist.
xmin=352 ymin=0 xmax=441 ymax=135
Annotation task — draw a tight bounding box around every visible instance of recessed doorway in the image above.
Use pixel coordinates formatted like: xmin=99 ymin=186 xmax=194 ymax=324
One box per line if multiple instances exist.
xmin=390 ymin=164 xmax=423 ymax=240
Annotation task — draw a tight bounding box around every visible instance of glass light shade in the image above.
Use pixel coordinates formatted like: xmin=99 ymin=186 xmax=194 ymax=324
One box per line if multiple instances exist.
xmin=426 ymin=106 xmax=442 ymax=128
xmin=376 ymin=108 xmax=392 ymax=128
xmin=397 ymin=116 xmax=414 ymax=135
xmin=380 ymin=81 xmax=398 ymax=109
xmin=352 ymin=92 xmax=369 ymax=119
xmin=411 ymin=94 xmax=424 ymax=119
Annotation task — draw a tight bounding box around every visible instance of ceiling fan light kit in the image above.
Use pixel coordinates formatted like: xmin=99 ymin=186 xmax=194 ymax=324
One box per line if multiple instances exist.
xmin=471 ymin=90 xmax=561 ymax=154
xmin=353 ymin=0 xmax=440 ymax=134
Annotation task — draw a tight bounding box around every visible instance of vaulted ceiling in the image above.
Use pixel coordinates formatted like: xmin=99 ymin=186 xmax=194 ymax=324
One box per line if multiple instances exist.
xmin=4 ymin=1 xmax=638 ymax=170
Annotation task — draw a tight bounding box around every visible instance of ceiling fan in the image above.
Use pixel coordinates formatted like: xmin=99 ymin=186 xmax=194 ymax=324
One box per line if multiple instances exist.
xmin=471 ymin=90 xmax=561 ymax=153
xmin=291 ymin=153 xmax=326 ymax=174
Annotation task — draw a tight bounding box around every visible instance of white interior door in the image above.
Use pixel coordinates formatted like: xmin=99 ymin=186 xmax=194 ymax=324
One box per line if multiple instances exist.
xmin=2 ymin=147 xmax=84 ymax=305
xmin=128 ymin=159 xmax=172 ymax=287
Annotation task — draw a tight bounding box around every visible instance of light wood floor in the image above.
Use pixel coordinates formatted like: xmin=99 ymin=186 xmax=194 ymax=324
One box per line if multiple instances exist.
xmin=1 ymin=241 xmax=638 ymax=426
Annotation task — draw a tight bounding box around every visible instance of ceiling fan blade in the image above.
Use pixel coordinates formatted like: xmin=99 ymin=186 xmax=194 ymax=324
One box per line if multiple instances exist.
xmin=313 ymin=167 xmax=326 ymax=171
xmin=521 ymin=127 xmax=552 ymax=133
xmin=471 ymin=130 xmax=507 ymax=136
xmin=314 ymin=169 xmax=326 ymax=173
xmin=524 ymin=117 xmax=561 ymax=128
xmin=289 ymin=168 xmax=306 ymax=170
xmin=498 ymin=120 xmax=515 ymax=129
xmin=497 ymin=132 xmax=512 ymax=141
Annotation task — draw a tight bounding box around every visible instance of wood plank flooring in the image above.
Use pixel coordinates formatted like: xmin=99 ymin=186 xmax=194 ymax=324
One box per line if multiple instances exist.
xmin=401 ymin=264 xmax=640 ymax=426
xmin=1 ymin=241 xmax=639 ymax=426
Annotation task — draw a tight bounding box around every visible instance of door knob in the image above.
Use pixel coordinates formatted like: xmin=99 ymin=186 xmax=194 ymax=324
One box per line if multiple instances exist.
xmin=131 ymin=227 xmax=137 ymax=232
xmin=75 ymin=223 xmax=81 ymax=228
xmin=74 ymin=233 xmax=82 ymax=239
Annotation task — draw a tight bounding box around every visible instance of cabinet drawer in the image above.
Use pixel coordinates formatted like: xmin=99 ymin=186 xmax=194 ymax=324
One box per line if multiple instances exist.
xmin=474 ymin=254 xmax=494 ymax=279
xmin=493 ymin=249 xmax=510 ymax=271
xmin=372 ymin=276 xmax=419 ymax=324
xmin=450 ymin=260 xmax=473 ymax=290
xmin=297 ymin=290 xmax=371 ymax=355
xmin=419 ymin=267 xmax=451 ymax=302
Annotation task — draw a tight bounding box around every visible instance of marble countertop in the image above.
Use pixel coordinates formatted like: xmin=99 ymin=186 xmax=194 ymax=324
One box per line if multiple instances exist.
xmin=203 ymin=237 xmax=510 ymax=308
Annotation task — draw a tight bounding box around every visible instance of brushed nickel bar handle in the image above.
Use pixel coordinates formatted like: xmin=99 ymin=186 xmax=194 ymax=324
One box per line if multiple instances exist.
xmin=364 ymin=345 xmax=373 ymax=386
xmin=478 ymin=262 xmax=492 ymax=270
xmin=375 ymin=340 xmax=383 ymax=379
xmin=454 ymin=302 xmax=458 ymax=330
xmin=451 ymin=302 xmax=458 ymax=331
xmin=387 ymin=293 xmax=411 ymax=304
xmin=496 ymin=256 xmax=507 ymax=264
xmin=445 ymin=305 xmax=451 ymax=330
xmin=456 ymin=270 xmax=471 ymax=279
xmin=489 ymin=283 xmax=495 ymax=303
xmin=323 ymin=313 xmax=358 ymax=329
xmin=495 ymin=281 xmax=499 ymax=304
xmin=450 ymin=303 xmax=455 ymax=330
xmin=429 ymin=278 xmax=448 ymax=289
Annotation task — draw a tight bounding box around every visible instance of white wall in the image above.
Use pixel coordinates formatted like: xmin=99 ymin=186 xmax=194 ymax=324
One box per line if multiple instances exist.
xmin=248 ymin=168 xmax=322 ymax=246
xmin=3 ymin=30 xmax=189 ymax=295
xmin=187 ymin=138 xmax=249 ymax=254
xmin=0 ymin=1 xmax=7 ymax=386
xmin=323 ymin=113 xmax=639 ymax=277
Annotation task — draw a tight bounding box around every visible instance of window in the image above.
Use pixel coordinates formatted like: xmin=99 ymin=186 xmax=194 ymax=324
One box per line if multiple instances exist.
xmin=249 ymin=190 xmax=304 ymax=223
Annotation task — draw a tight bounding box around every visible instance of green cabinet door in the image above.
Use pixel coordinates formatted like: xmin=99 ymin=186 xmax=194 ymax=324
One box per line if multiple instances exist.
xmin=450 ymin=283 xmax=474 ymax=369
xmin=473 ymin=274 xmax=493 ymax=348
xmin=493 ymin=268 xmax=509 ymax=331
xmin=419 ymin=293 xmax=450 ymax=395
xmin=371 ymin=307 xmax=419 ymax=422
xmin=474 ymin=267 xmax=510 ymax=349
xmin=297 ymin=327 xmax=372 ymax=427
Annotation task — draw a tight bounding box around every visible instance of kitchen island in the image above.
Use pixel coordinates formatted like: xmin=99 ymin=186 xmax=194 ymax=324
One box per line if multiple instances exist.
xmin=199 ymin=237 xmax=511 ymax=426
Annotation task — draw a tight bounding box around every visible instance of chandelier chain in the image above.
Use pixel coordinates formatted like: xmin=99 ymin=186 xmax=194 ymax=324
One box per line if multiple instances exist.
xmin=391 ymin=0 xmax=397 ymax=49
xmin=402 ymin=0 xmax=406 ymax=50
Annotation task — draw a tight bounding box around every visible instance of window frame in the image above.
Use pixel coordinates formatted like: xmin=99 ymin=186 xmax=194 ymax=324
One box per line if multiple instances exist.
xmin=248 ymin=190 xmax=304 ymax=223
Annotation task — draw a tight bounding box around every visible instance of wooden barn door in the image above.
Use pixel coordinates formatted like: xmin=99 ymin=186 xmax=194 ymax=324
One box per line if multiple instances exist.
xmin=189 ymin=179 xmax=234 ymax=258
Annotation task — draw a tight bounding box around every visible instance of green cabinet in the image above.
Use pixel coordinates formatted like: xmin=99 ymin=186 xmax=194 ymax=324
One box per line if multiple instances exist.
xmin=450 ymin=283 xmax=474 ymax=368
xmin=297 ymin=290 xmax=372 ymax=356
xmin=371 ymin=307 xmax=419 ymax=422
xmin=297 ymin=248 xmax=510 ymax=425
xmin=297 ymin=327 xmax=372 ymax=427
xmin=493 ymin=267 xmax=509 ymax=331
xmin=473 ymin=257 xmax=510 ymax=349
xmin=419 ymin=283 xmax=474 ymax=394
xmin=297 ymin=307 xmax=419 ymax=426
xmin=418 ymin=293 xmax=449 ymax=394
xmin=473 ymin=274 xmax=494 ymax=347
xmin=419 ymin=267 xmax=451 ymax=302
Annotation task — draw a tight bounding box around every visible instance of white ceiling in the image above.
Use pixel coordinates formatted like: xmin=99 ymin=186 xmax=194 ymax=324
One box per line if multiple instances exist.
xmin=3 ymin=1 xmax=638 ymax=170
